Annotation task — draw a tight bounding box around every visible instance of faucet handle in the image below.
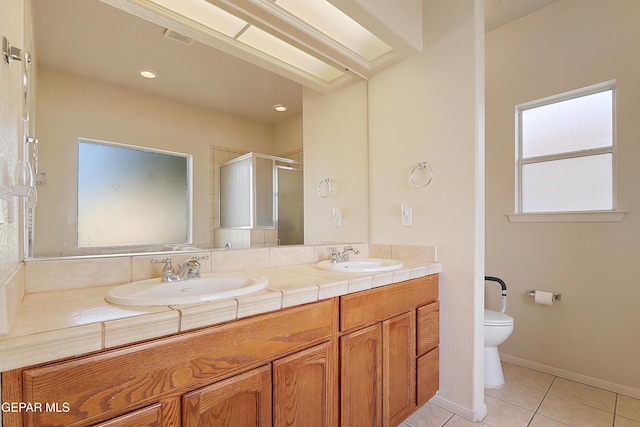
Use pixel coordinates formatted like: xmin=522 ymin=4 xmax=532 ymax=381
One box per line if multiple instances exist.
xmin=151 ymin=257 xmax=175 ymax=275
xmin=327 ymin=247 xmax=339 ymax=262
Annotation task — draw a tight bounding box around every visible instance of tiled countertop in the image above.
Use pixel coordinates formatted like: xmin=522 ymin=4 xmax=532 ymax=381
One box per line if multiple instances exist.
xmin=0 ymin=261 xmax=442 ymax=372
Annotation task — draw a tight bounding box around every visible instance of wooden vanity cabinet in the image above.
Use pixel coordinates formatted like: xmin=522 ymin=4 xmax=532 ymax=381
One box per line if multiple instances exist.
xmin=339 ymin=275 xmax=439 ymax=427
xmin=2 ymin=274 xmax=439 ymax=427
xmin=3 ymin=299 xmax=337 ymax=427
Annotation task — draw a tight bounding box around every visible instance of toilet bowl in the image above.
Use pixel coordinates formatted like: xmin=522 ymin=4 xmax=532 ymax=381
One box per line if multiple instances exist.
xmin=484 ymin=309 xmax=514 ymax=388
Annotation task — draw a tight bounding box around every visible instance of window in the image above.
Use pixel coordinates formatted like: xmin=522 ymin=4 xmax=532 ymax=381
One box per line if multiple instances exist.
xmin=516 ymin=82 xmax=616 ymax=216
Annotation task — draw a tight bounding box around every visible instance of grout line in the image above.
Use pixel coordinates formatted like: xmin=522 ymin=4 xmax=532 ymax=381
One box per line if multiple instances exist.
xmin=440 ymin=413 xmax=454 ymax=426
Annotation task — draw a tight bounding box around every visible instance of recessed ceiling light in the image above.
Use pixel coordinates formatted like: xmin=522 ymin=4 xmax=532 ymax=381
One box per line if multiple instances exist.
xmin=273 ymin=104 xmax=287 ymax=112
xmin=139 ymin=69 xmax=158 ymax=79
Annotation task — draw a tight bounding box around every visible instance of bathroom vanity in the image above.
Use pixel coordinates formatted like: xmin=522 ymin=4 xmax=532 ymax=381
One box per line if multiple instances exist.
xmin=2 ymin=274 xmax=439 ymax=427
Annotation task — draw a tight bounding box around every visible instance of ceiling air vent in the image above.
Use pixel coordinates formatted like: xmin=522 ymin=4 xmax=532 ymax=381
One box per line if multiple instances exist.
xmin=163 ymin=28 xmax=194 ymax=45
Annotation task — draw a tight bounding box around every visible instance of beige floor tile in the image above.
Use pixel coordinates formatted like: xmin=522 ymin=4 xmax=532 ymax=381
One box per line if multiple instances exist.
xmin=502 ymin=363 xmax=555 ymax=391
xmin=528 ymin=414 xmax=572 ymax=426
xmin=538 ymin=393 xmax=614 ymax=427
xmin=403 ymin=402 xmax=453 ymax=427
xmin=485 ymin=378 xmax=547 ymax=411
xmin=483 ymin=395 xmax=534 ymax=427
xmin=443 ymin=415 xmax=484 ymax=427
xmin=618 ymin=395 xmax=640 ymax=422
xmin=616 ymin=415 xmax=640 ymax=427
xmin=548 ymin=377 xmax=616 ymax=412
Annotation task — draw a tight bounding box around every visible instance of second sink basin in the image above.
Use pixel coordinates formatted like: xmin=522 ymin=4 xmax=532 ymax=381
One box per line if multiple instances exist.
xmin=316 ymin=258 xmax=403 ymax=273
xmin=106 ymin=273 xmax=269 ymax=306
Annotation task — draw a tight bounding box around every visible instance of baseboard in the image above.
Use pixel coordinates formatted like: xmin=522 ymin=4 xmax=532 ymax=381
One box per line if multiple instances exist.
xmin=429 ymin=393 xmax=488 ymax=422
xmin=501 ymin=353 xmax=640 ymax=399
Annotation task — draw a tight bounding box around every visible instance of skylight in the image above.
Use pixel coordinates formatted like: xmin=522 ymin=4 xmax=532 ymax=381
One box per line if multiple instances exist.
xmin=272 ymin=0 xmax=393 ymax=62
xmin=146 ymin=0 xmax=349 ymax=83
xmin=237 ymin=25 xmax=346 ymax=82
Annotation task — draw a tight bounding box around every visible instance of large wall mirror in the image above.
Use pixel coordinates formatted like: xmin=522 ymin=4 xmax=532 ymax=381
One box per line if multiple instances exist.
xmin=29 ymin=0 xmax=369 ymax=258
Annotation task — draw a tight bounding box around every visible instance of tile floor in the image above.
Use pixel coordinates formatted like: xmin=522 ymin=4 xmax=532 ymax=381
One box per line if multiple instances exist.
xmin=401 ymin=363 xmax=640 ymax=427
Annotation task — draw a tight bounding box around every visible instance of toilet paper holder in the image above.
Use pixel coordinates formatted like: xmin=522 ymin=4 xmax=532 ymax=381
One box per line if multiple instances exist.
xmin=526 ymin=289 xmax=561 ymax=301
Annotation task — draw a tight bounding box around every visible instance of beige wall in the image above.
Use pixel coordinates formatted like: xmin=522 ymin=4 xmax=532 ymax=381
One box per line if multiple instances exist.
xmin=486 ymin=0 xmax=640 ymax=393
xmin=34 ymin=66 xmax=276 ymax=256
xmin=369 ymin=0 xmax=485 ymax=418
xmin=303 ymin=81 xmax=370 ymax=246
xmin=273 ymin=114 xmax=303 ymax=156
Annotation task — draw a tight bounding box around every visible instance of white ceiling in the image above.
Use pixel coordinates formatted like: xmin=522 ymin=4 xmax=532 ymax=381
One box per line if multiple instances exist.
xmin=32 ymin=0 xmax=560 ymax=125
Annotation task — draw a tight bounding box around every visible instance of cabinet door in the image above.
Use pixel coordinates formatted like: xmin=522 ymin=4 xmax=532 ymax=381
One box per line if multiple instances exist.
xmin=340 ymin=324 xmax=383 ymax=427
xmin=383 ymin=312 xmax=416 ymax=427
xmin=182 ymin=365 xmax=272 ymax=427
xmin=273 ymin=341 xmax=337 ymax=427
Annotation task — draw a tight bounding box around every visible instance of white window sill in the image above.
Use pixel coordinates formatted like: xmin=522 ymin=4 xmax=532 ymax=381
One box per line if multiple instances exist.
xmin=507 ymin=210 xmax=627 ymax=223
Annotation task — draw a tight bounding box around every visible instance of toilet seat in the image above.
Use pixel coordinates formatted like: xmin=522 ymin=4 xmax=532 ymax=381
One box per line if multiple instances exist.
xmin=484 ymin=309 xmax=514 ymax=326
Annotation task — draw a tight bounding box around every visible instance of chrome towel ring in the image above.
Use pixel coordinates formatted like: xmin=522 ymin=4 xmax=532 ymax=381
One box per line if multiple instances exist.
xmin=318 ymin=178 xmax=332 ymax=198
xmin=410 ymin=162 xmax=433 ymax=188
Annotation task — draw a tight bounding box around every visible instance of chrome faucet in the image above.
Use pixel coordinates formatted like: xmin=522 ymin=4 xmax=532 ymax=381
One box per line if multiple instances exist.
xmin=151 ymin=255 xmax=209 ymax=282
xmin=327 ymin=246 xmax=360 ymax=263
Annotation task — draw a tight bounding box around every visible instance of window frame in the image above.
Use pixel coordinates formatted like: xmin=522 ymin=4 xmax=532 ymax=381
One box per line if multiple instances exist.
xmin=510 ymin=81 xmax=625 ymax=223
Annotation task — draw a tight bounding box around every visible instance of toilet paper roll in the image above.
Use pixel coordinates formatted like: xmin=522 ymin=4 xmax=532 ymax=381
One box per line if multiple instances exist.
xmin=534 ymin=290 xmax=554 ymax=306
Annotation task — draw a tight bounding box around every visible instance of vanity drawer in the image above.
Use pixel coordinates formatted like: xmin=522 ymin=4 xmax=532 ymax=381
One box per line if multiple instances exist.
xmin=417 ymin=347 xmax=439 ymax=406
xmin=92 ymin=402 xmax=164 ymax=427
xmin=20 ymin=299 xmax=336 ymax=427
xmin=417 ymin=301 xmax=439 ymax=356
xmin=340 ymin=275 xmax=438 ymax=332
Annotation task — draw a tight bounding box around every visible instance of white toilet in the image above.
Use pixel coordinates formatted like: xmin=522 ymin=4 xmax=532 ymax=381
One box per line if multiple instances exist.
xmin=484 ymin=277 xmax=514 ymax=388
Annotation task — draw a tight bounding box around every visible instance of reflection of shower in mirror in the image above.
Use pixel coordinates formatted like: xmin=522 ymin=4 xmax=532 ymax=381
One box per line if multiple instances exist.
xmin=219 ymin=152 xmax=303 ymax=248
xmin=1 ymin=161 xmax=37 ymax=223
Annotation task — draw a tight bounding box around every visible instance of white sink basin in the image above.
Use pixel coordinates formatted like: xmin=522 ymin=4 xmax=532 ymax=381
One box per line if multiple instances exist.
xmin=316 ymin=258 xmax=403 ymax=273
xmin=106 ymin=273 xmax=268 ymax=306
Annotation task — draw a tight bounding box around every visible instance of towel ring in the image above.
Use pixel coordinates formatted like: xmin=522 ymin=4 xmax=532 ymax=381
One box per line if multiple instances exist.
xmin=318 ymin=178 xmax=332 ymax=198
xmin=410 ymin=162 xmax=433 ymax=188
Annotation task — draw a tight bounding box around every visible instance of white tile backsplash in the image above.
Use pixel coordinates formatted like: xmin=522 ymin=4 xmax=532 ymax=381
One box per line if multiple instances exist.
xmin=25 ymin=257 xmax=131 ymax=293
xmin=21 ymin=244 xmax=437 ymax=293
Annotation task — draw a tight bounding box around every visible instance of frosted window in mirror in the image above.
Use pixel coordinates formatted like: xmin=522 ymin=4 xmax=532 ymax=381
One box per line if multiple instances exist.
xmin=77 ymin=139 xmax=191 ymax=248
